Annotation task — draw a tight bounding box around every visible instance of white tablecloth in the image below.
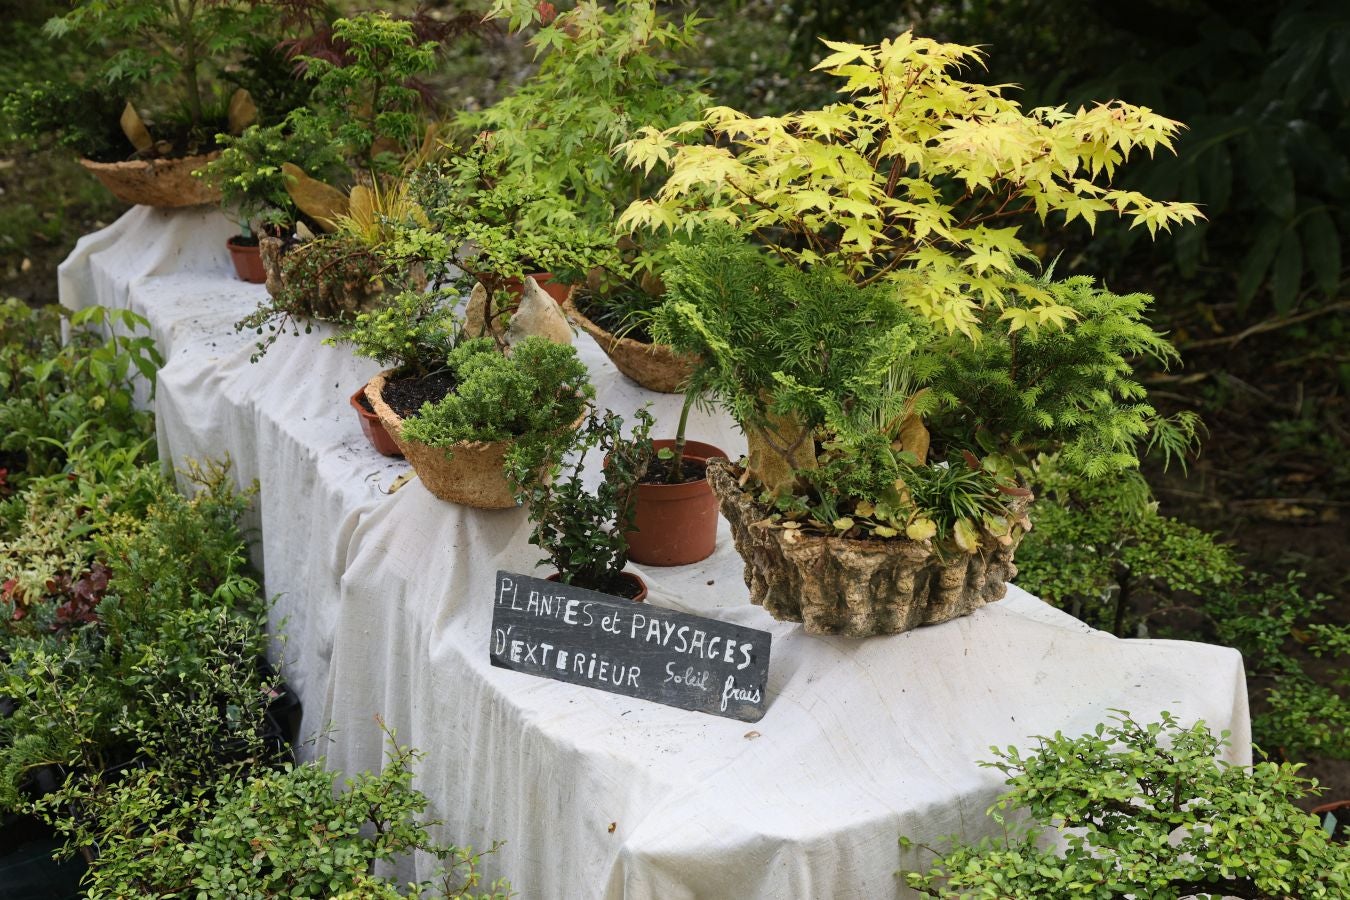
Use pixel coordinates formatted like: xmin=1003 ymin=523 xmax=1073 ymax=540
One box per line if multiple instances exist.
xmin=59 ymin=207 xmax=1252 ymax=899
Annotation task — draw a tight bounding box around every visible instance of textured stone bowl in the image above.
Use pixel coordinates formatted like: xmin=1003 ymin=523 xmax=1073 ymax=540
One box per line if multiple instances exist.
xmin=80 ymin=154 xmax=221 ymax=208
xmin=706 ymin=458 xmax=1031 ymax=637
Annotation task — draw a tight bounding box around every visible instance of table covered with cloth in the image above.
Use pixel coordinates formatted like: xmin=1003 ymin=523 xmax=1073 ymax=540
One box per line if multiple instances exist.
xmin=58 ymin=206 xmax=1252 ymax=899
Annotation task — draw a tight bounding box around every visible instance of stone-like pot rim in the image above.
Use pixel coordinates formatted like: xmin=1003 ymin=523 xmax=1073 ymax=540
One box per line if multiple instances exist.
xmin=366 ymin=368 xmax=516 ymax=455
xmin=561 ymin=293 xmax=675 ymax=356
xmin=560 ymin=294 xmax=699 ymax=394
xmin=79 ymin=152 xmax=222 ymax=207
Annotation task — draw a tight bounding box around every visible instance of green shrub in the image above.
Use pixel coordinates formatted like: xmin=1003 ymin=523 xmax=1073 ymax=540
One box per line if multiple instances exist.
xmin=902 ymin=712 xmax=1350 ymax=898
xmin=0 ymin=301 xmax=161 ymax=493
xmin=53 ymin=732 xmax=510 ymax=899
xmin=512 ymin=408 xmax=654 ymax=594
xmin=1016 ymin=458 xmax=1349 ymax=761
xmin=400 ymin=336 xmax=593 ymax=481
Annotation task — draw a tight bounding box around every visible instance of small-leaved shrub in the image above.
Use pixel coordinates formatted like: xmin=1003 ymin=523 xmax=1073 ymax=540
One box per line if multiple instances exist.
xmin=902 ymin=712 xmax=1350 ymax=898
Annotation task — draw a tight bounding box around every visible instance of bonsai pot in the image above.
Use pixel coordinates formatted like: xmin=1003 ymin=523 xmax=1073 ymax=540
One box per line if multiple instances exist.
xmin=350 ymin=386 xmax=403 ymax=458
xmin=227 ymin=236 xmax=267 ymax=284
xmin=366 ymin=369 xmax=518 ymax=508
xmin=705 ymin=458 xmax=1031 ymax=637
xmin=79 ymin=153 xmax=221 ymax=208
xmin=625 ymin=440 xmax=727 ymax=567
xmin=562 ymin=295 xmax=697 ymax=394
xmin=366 ymin=369 xmax=580 ymax=509
xmin=547 ymin=571 xmax=648 ymax=602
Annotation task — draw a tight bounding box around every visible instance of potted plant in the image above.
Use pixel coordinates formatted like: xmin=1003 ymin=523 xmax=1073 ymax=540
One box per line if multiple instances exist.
xmin=511 ymin=408 xmax=655 ymax=601
xmin=328 ymin=289 xmax=461 ymax=458
xmin=622 ymin=34 xmax=1203 ymax=636
xmin=471 ymin=1 xmax=707 ymax=388
xmin=371 ymin=336 xmax=594 ymax=507
xmin=237 ymin=175 xmax=429 ymax=360
xmin=624 ymin=386 xmax=727 ymax=566
xmin=34 ymin=0 xmax=288 ymax=207
xmin=397 ymin=138 xmax=616 ymax=348
xmin=196 ymin=108 xmax=346 ymax=283
xmin=560 ymin=248 xmax=699 ymax=393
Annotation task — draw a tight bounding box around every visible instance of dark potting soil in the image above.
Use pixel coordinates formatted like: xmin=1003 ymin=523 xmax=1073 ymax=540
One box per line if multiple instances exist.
xmin=381 ymin=371 xmax=457 ymax=419
xmin=355 ymin=392 xmax=374 ymax=414
xmin=640 ymin=455 xmax=709 ymax=486
xmin=594 ymin=575 xmax=645 ymax=601
xmin=229 ymin=234 xmax=260 ymax=248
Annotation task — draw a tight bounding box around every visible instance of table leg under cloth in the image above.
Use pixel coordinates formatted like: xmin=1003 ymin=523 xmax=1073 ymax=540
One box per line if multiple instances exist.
xmin=59 ymin=208 xmax=1252 ymax=899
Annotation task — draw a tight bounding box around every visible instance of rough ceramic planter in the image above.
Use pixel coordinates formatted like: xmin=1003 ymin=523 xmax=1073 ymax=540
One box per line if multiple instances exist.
xmin=626 ymin=440 xmax=727 ymax=567
xmin=350 ymin=386 xmax=402 ymax=458
xmin=561 ymin=296 xmax=697 ymax=394
xmin=227 ymin=236 xmax=266 ymax=284
xmin=547 ymin=571 xmax=648 ymax=602
xmin=706 ymin=458 xmax=1031 ymax=637
xmin=366 ymin=369 xmax=520 ymax=508
xmin=79 ymin=154 xmax=221 ymax=208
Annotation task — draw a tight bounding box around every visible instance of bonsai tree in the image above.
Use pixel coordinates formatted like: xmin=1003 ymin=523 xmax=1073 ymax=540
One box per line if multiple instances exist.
xmin=196 ymin=108 xmax=346 ymax=240
xmin=42 ymin=0 xmax=280 ymax=154
xmin=329 ymin=289 xmax=461 ymax=382
xmin=620 ymin=33 xmax=1201 ymax=337
xmin=236 ymin=172 xmax=430 ymax=360
xmin=295 ymin=11 xmax=443 ymax=178
xmin=394 ymin=138 xmax=617 ymax=338
xmin=473 ymin=0 xmax=708 ymax=227
xmin=471 ymin=1 xmax=709 ymax=348
xmin=901 ymin=712 xmax=1350 ymax=898
xmin=628 ymin=33 xmax=1204 ymax=536
xmin=510 ymin=408 xmax=655 ymax=597
xmin=398 ymin=336 xmax=594 ymax=487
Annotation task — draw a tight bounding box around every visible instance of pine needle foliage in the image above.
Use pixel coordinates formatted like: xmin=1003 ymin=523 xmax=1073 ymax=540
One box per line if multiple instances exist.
xmin=926 ymin=272 xmax=1190 ymax=478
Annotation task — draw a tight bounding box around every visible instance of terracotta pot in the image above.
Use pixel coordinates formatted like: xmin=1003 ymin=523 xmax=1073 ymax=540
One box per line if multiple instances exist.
xmin=547 ymin=571 xmax=648 ymax=603
xmin=625 ymin=440 xmax=727 ymax=567
xmin=561 ymin=295 xmax=697 ymax=394
xmin=504 ymin=273 xmax=570 ymax=305
xmin=349 ymin=386 xmax=402 ymax=458
xmin=227 ymin=237 xmax=267 ymax=284
xmin=705 ymin=458 xmax=1032 ymax=637
xmin=79 ymin=153 xmax=221 ymax=208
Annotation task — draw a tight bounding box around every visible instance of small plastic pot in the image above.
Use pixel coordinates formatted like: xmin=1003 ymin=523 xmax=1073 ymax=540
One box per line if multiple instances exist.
xmin=547 ymin=571 xmax=648 ymax=602
xmin=625 ymin=440 xmax=727 ymax=567
xmin=350 ymin=387 xmax=403 ymax=458
xmin=227 ymin=236 xmax=267 ymax=284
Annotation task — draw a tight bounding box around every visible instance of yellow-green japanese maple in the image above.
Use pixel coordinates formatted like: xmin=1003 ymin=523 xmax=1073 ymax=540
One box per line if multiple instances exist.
xmin=619 ymin=33 xmax=1202 ymax=337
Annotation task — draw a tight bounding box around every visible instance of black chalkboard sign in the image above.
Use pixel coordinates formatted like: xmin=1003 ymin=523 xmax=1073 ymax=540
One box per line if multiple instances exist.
xmin=489 ymin=571 xmax=771 ymax=722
